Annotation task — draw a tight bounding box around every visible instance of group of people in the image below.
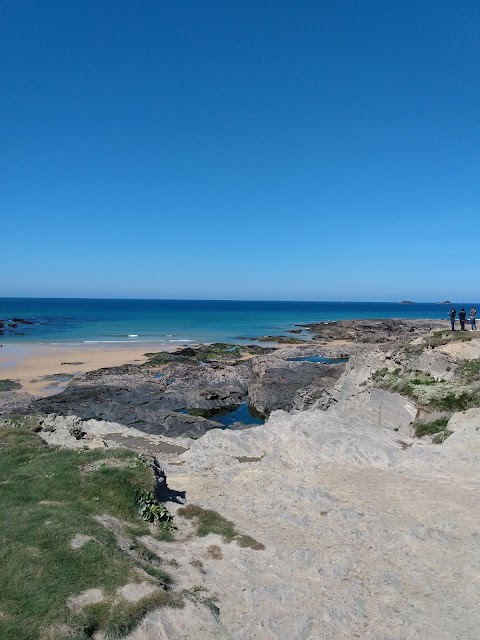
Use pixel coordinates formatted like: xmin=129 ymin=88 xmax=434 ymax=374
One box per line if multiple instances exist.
xmin=450 ymin=306 xmax=476 ymax=331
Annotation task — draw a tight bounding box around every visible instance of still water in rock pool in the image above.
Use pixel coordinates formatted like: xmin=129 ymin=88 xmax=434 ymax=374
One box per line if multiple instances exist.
xmin=177 ymin=403 xmax=265 ymax=427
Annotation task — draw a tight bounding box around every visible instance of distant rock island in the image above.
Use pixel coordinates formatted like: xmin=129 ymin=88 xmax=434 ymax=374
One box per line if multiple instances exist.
xmin=400 ymin=300 xmax=415 ymax=304
xmin=439 ymin=300 xmax=452 ymax=304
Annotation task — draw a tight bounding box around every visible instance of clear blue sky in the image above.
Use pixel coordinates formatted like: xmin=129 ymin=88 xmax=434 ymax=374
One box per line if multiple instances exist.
xmin=1 ymin=0 xmax=478 ymax=301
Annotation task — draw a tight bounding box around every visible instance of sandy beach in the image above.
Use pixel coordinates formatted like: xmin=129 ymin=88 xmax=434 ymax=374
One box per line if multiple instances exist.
xmin=0 ymin=342 xmax=182 ymax=396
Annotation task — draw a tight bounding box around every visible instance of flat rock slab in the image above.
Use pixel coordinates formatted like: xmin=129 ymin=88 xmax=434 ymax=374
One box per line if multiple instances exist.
xmin=331 ymin=387 xmax=418 ymax=432
xmin=116 ymin=582 xmax=160 ymax=603
xmin=125 ymin=599 xmax=223 ymax=640
xmin=67 ymin=588 xmax=104 ymax=612
xmin=70 ymin=534 xmax=95 ymax=549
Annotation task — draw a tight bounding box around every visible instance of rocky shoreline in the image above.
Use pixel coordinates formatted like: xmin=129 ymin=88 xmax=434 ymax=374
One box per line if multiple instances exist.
xmin=1 ymin=318 xmax=479 ymax=639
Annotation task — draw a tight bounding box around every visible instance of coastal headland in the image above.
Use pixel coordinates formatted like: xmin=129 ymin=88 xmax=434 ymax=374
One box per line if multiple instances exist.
xmin=1 ymin=318 xmax=479 ymax=639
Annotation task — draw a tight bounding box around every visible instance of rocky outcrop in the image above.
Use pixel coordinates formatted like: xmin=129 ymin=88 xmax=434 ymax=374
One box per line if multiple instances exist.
xmin=20 ymin=347 xmax=348 ymax=436
xmin=154 ymin=405 xmax=480 ymax=640
xmin=247 ymin=357 xmax=344 ymax=414
xmin=305 ymin=318 xmax=446 ymax=343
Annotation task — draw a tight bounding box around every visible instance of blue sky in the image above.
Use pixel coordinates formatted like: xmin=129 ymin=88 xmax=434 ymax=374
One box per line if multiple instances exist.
xmin=1 ymin=0 xmax=478 ymax=301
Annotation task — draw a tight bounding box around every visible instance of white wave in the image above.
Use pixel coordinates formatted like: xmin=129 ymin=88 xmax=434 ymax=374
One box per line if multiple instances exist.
xmin=128 ymin=334 xmax=139 ymax=337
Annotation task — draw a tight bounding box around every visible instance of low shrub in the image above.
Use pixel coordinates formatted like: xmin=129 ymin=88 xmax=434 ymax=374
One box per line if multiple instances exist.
xmin=413 ymin=417 xmax=449 ymax=438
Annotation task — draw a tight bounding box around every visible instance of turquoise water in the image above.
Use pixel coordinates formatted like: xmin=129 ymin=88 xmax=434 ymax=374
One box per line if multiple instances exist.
xmin=177 ymin=404 xmax=265 ymax=427
xmin=0 ymin=298 xmax=474 ymax=345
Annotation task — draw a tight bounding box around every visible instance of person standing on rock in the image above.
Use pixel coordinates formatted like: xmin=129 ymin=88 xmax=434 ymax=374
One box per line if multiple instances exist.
xmin=450 ymin=308 xmax=456 ymax=331
xmin=470 ymin=306 xmax=477 ymax=330
xmin=459 ymin=308 xmax=466 ymax=331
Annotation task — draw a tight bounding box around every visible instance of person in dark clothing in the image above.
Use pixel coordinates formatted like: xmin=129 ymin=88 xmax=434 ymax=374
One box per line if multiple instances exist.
xmin=450 ymin=308 xmax=456 ymax=331
xmin=459 ymin=308 xmax=466 ymax=331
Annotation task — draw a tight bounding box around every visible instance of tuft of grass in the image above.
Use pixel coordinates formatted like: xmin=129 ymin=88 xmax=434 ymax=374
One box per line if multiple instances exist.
xmin=370 ymin=368 xmax=480 ymax=411
xmin=413 ymin=417 xmax=449 ymax=438
xmin=177 ymin=504 xmax=237 ymax=542
xmin=236 ymin=534 xmax=265 ymax=550
xmin=0 ymin=379 xmax=22 ymax=391
xmin=0 ymin=425 xmax=179 ymax=639
xmin=177 ymin=504 xmax=264 ymax=550
xmin=371 ymin=368 xmax=437 ymax=396
xmin=82 ymin=590 xmax=183 ymax=639
xmin=458 ymin=358 xmax=480 ymax=383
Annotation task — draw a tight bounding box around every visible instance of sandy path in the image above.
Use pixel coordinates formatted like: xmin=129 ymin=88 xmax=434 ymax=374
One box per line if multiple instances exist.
xmin=0 ymin=342 xmax=182 ymax=396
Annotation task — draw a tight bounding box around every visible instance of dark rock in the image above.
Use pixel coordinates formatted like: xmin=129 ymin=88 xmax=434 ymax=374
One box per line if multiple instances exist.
xmin=304 ymin=319 xmax=445 ymax=344
xmin=0 ymin=379 xmax=22 ymax=391
xmin=248 ymin=360 xmax=345 ymax=414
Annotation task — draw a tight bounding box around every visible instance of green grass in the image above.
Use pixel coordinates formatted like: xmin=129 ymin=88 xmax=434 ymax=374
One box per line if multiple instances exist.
xmin=371 ymin=368 xmax=437 ymax=397
xmin=0 ymin=379 xmax=22 ymax=391
xmin=82 ymin=591 xmax=182 ymax=639
xmin=458 ymin=358 xmax=480 ymax=383
xmin=413 ymin=417 xmax=449 ymax=438
xmin=370 ymin=367 xmax=480 ymax=411
xmin=0 ymin=424 xmax=180 ymax=640
xmin=177 ymin=504 xmax=265 ymax=550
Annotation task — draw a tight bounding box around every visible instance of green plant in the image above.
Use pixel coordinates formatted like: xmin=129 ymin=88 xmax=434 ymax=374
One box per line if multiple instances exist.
xmin=413 ymin=417 xmax=449 ymax=438
xmin=136 ymin=490 xmax=173 ymax=526
xmin=68 ymin=424 xmax=86 ymax=440
xmin=130 ymin=454 xmax=150 ymax=469
xmin=458 ymin=358 xmax=480 ymax=383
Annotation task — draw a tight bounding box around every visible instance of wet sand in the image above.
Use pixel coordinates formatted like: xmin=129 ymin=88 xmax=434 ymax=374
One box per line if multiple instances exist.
xmin=0 ymin=342 xmax=183 ymax=396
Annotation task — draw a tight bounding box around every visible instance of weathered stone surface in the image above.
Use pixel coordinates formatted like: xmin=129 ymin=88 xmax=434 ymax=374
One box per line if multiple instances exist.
xmin=247 ymin=358 xmax=344 ymax=414
xmin=0 ymin=390 xmax=33 ymax=416
xmin=305 ymin=318 xmax=446 ymax=343
xmin=67 ymin=588 xmax=104 ymax=612
xmin=126 ymin=599 xmax=222 ymax=640
xmin=116 ymin=582 xmax=160 ymax=603
xmin=21 ymin=347 xmax=347 ymax=436
xmin=330 ymin=387 xmax=418 ymax=434
xmin=152 ymin=405 xmax=480 ymax=639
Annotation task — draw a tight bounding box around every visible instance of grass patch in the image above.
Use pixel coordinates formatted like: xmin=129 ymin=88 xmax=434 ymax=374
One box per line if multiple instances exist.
xmin=82 ymin=590 xmax=182 ymax=639
xmin=177 ymin=504 xmax=264 ymax=550
xmin=0 ymin=425 xmax=179 ymax=639
xmin=458 ymin=358 xmax=480 ymax=383
xmin=0 ymin=379 xmax=22 ymax=391
xmin=371 ymin=368 xmax=437 ymax=397
xmin=236 ymin=534 xmax=266 ymax=550
xmin=413 ymin=417 xmax=449 ymax=438
xmin=370 ymin=367 xmax=480 ymax=411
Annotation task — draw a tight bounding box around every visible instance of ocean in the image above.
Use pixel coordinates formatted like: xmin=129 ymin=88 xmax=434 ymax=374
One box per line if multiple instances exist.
xmin=0 ymin=298 xmax=474 ymax=345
